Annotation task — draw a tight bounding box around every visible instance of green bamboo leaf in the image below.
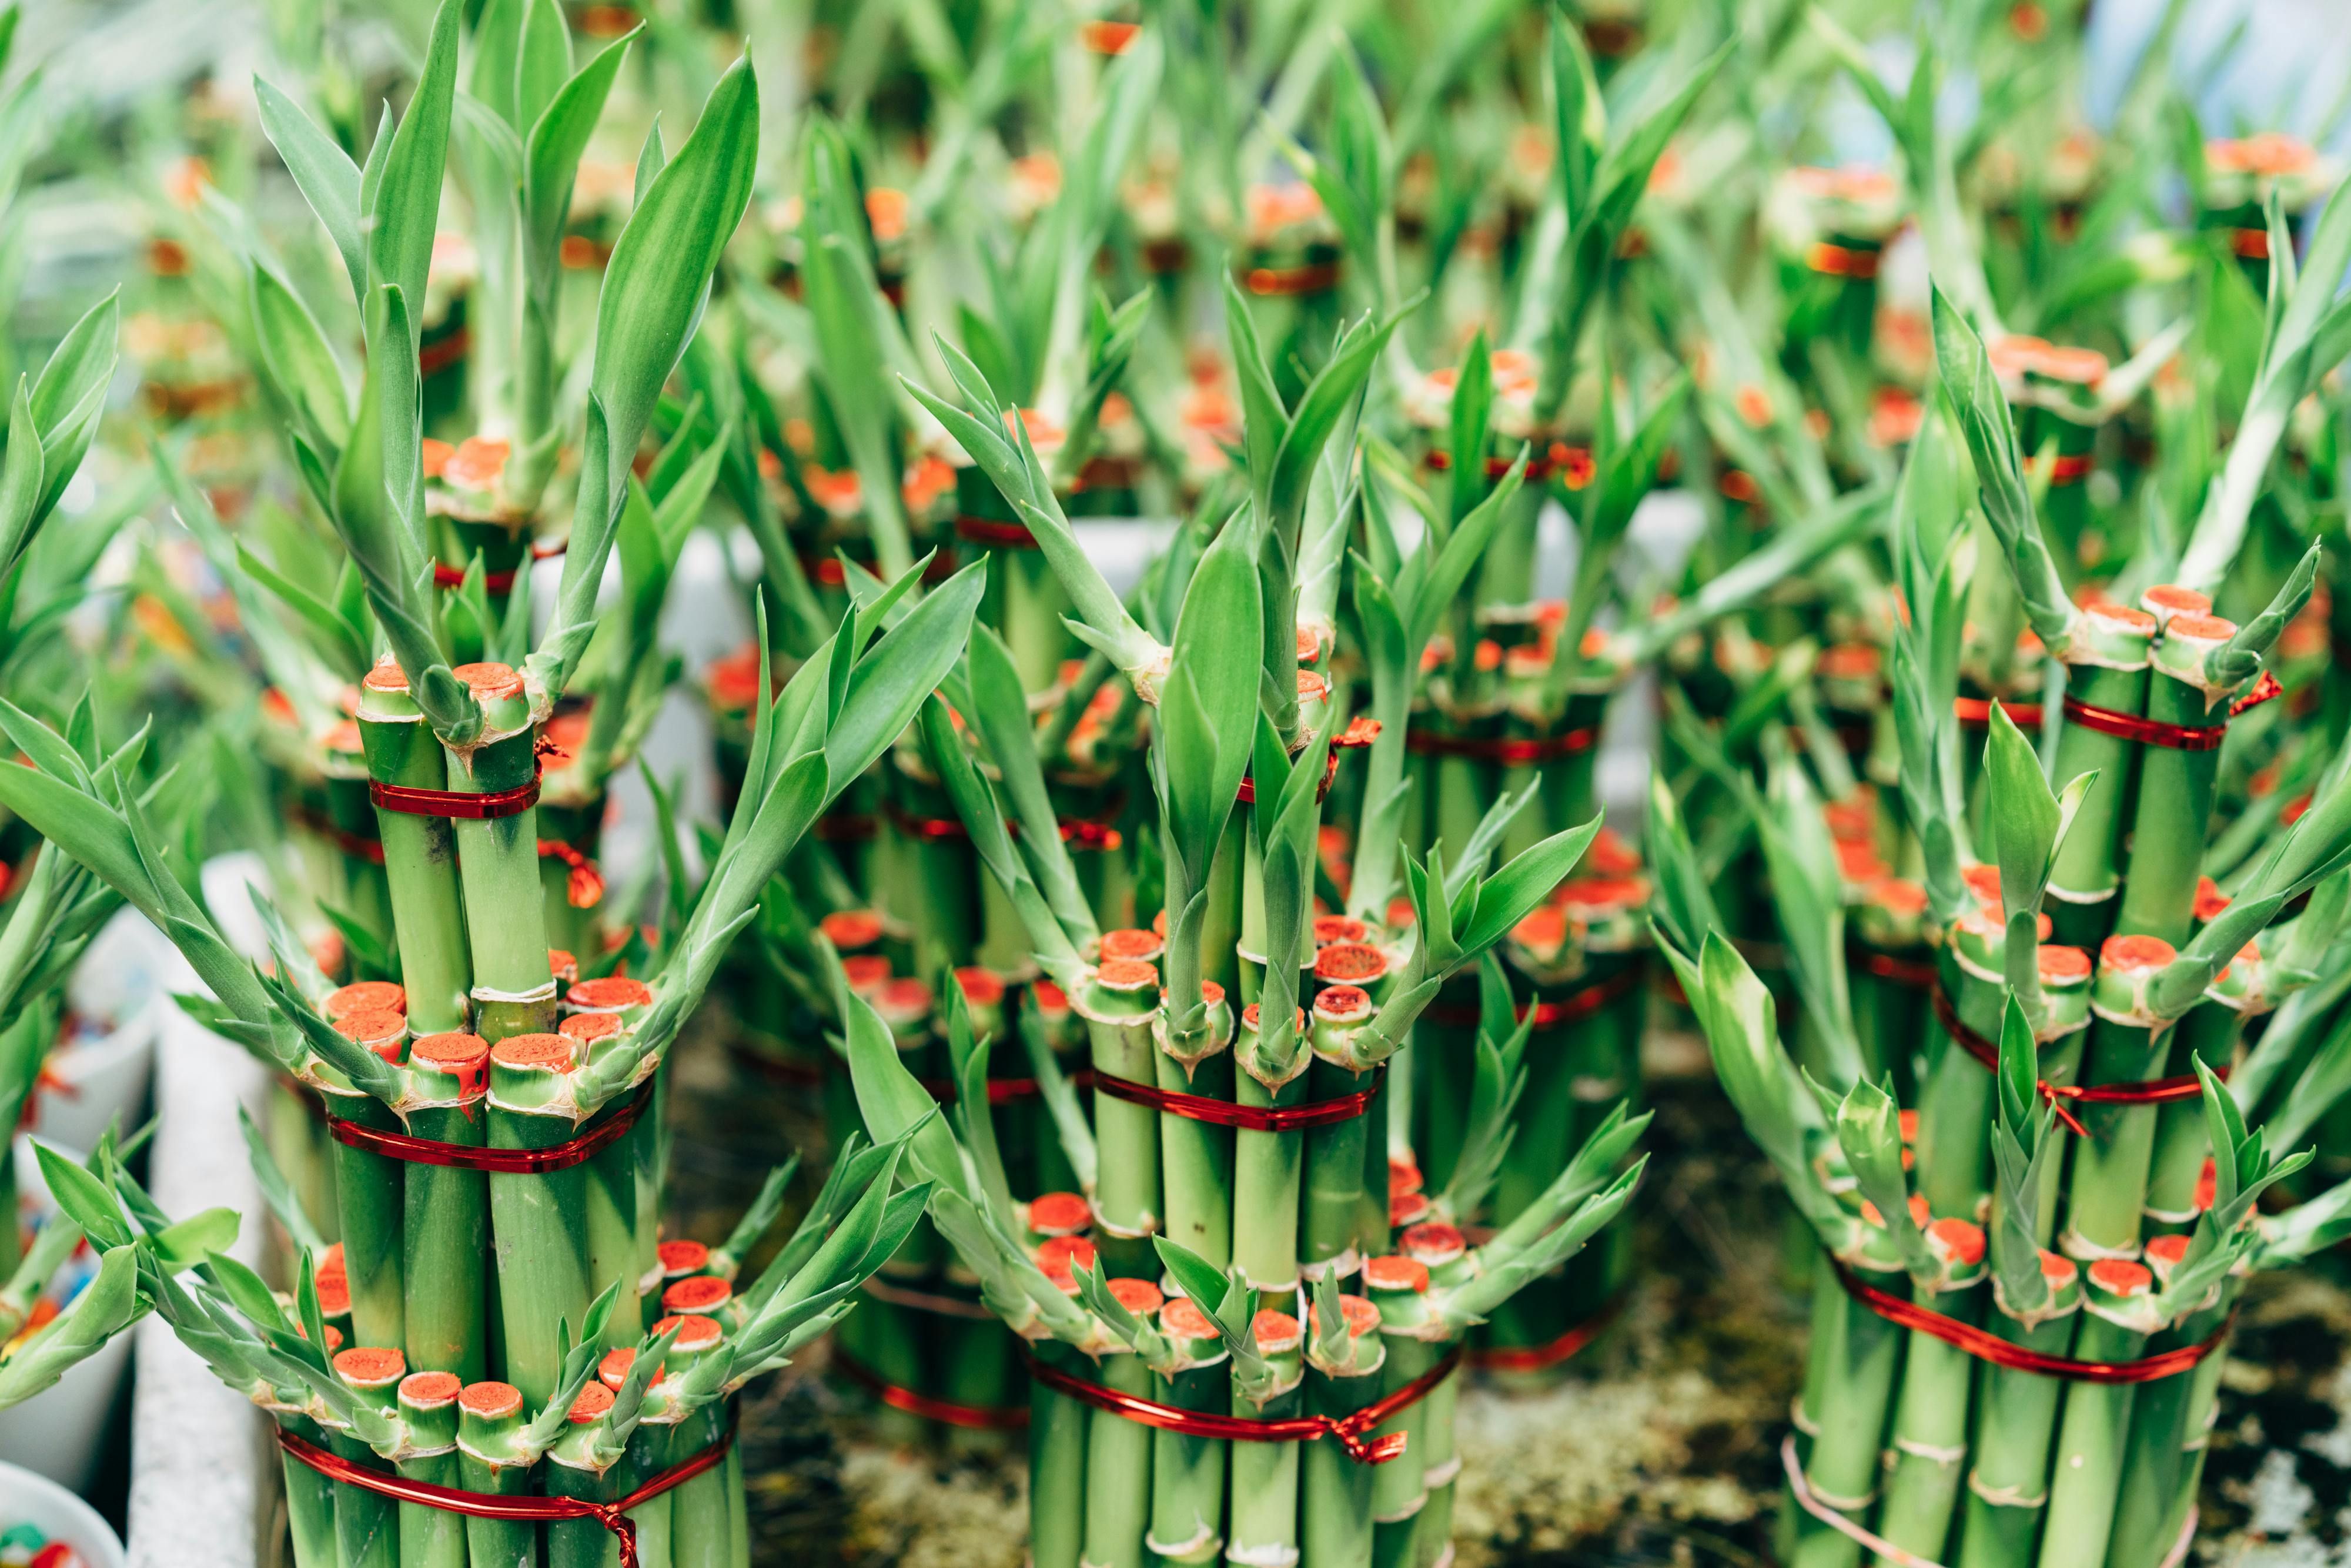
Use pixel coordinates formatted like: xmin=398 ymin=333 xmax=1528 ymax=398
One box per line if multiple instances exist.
xmin=522 ymin=26 xmax=638 ymax=283
xmin=966 ymin=625 xmax=1098 ymax=949
xmin=151 ymin=1208 xmax=240 ymax=1272
xmin=2208 ymin=543 xmax=2319 ymax=689
xmin=365 ymin=0 xmax=460 ymax=356
xmin=33 ymin=1142 xmax=129 ymax=1250
xmin=1930 ymin=286 xmax=2072 ymax=651
xmin=516 ymin=0 xmax=572 ymax=129
xmin=252 ymin=81 xmax=365 ymax=307
xmin=1161 ymin=519 xmax=1262 ymax=870
xmin=1268 ymin=303 xmax=1410 ymax=538
xmin=536 ymin=57 xmax=758 ymax=698
xmin=842 ymin=996 xmax=969 ymax=1204
xmin=248 ymin=264 xmax=350 ymax=459
xmin=0 ymin=1248 xmax=139 ymax=1413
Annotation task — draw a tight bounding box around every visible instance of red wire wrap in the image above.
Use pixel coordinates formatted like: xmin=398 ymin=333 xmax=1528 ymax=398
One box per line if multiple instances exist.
xmin=1952 ymin=697 xmax=2045 ymax=729
xmin=1421 ymin=965 xmax=1645 ymax=1029
xmin=276 ymin=1420 xmax=733 ymax=1568
xmin=1848 ymin=944 xmax=1939 ymax=991
xmin=325 ymin=1079 xmax=654 ymax=1172
xmin=1931 ymin=982 xmax=2222 ymax=1140
xmin=954 ymin=516 xmax=1039 ymax=549
xmin=2061 ymin=670 xmax=2282 ymax=753
xmin=1828 ymin=1258 xmax=2233 ymax=1385
xmin=727 ymin=1039 xmax=1072 ymax=1106
xmin=1089 ymin=1064 xmax=1383 ymax=1130
xmin=1465 ymin=1288 xmax=1628 ymax=1371
xmin=832 ymin=1348 xmax=1032 ymax=1430
xmin=369 ymin=770 xmax=543 ymax=820
xmin=430 ymin=540 xmax=567 ymax=593
xmin=1404 ymin=726 xmax=1601 ymax=765
xmin=1022 ymin=1342 xmax=1458 ymax=1462
xmin=1239 ymin=261 xmax=1343 ymax=298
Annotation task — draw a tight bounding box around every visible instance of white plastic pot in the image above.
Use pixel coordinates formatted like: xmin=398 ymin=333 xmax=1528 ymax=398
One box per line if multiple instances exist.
xmin=34 ymin=907 xmax=178 ymax=1154
xmin=0 ymin=1457 xmax=126 ymax=1568
xmin=0 ymin=1139 xmax=133 ymax=1495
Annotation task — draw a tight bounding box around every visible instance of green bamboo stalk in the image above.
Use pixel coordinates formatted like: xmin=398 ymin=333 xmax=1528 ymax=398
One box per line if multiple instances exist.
xmin=444 ymin=664 xmax=557 ymax=1042
xmin=1081 ymin=1298 xmax=1158 ymax=1568
xmin=2034 ymin=1262 xmax=2165 ymax=1568
xmin=1226 ymin=1308 xmax=1306 ymax=1568
xmin=1145 ymin=1298 xmax=1228 ymax=1564
xmin=275 ymin=1410 xmax=343 ymax=1568
xmin=327 ymin=1348 xmax=406 ymax=1568
xmin=1300 ymin=1273 xmax=1386 ymax=1568
xmin=358 ymin=661 xmax=473 ymax=1034
xmin=1026 ymin=1339 xmax=1091 ymax=1568
xmin=1869 ymin=1220 xmax=1985 ymax=1562
xmin=1076 ymin=956 xmax=1163 ymax=1276
xmin=321 ymin=1082 xmax=406 ymax=1355
xmin=456 ymin=1380 xmax=536 ymax=1568
xmin=488 ymin=1034 xmax=594 ymax=1405
xmin=393 ymin=1371 xmax=467 ymax=1568
xmin=2042 ymin=611 xmax=2151 ymax=950
xmin=402 ymin=1032 xmax=489 ymax=1382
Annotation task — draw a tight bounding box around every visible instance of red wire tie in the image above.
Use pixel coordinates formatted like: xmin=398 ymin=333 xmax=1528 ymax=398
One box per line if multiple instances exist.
xmin=2232 ymin=228 xmax=2271 ymax=260
xmin=954 ymin=515 xmax=1039 ymax=550
xmin=2023 ymin=451 xmax=2095 ymax=486
xmin=1848 ymin=942 xmax=1939 ymax=992
xmin=431 ymin=539 xmax=568 ymax=594
xmin=1828 ymin=1257 xmax=2233 ymax=1385
xmin=277 ymin=1420 xmax=731 ymax=1568
xmin=291 ymin=807 xmax=388 ymax=865
xmin=725 ymin=1038 xmax=1069 ymax=1106
xmin=832 ymin=1347 xmax=1032 ymax=1431
xmin=801 ymin=551 xmax=963 ymax=586
xmin=1237 ymin=745 xmax=1345 ymax=806
xmin=1952 ymin=696 xmax=2045 ymax=730
xmin=813 ymin=811 xmax=880 ymax=843
xmin=417 ymin=326 xmax=470 ymax=377
xmin=325 ymin=1078 xmax=654 ymax=1172
xmin=1088 ymin=1063 xmax=1381 ymax=1131
xmin=1404 ymin=726 xmax=1601 ymax=765
xmin=1238 ymin=260 xmax=1343 ymax=298
xmin=1465 ymin=1286 xmax=1628 ymax=1371
xmin=1422 ymin=443 xmax=1596 ymax=489
xmin=1022 ymin=1340 xmax=1457 ymax=1462
xmin=370 ymin=768 xmax=543 ymax=820
xmin=1931 ymin=982 xmax=2222 ymax=1141
xmin=885 ymin=800 xmax=1125 ymax=852
xmin=1420 ymin=964 xmax=1645 ymax=1029
xmin=2060 ymin=670 xmax=2282 ymax=753
xmin=1804 ymin=240 xmax=1882 ymax=279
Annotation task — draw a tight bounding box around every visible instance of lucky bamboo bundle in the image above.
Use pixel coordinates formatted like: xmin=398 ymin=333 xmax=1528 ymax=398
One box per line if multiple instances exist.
xmin=45 ymin=1108 xmax=930 ymax=1568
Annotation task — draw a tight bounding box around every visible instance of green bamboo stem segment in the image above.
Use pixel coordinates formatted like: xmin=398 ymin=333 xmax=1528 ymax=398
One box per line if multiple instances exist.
xmin=1082 ymin=1280 xmax=1162 ymax=1568
xmin=457 ymin=1380 xmax=536 ymax=1568
xmin=393 ymin=1371 xmax=467 ymax=1568
xmin=1954 ymin=1258 xmax=2081 ymax=1568
xmin=1785 ymin=1263 xmax=1902 ymax=1568
xmin=1077 ymin=952 xmax=1165 ymax=1276
xmin=1233 ymin=990 xmax=1343 ymax=1292
xmin=1227 ymin=1309 xmax=1306 ymax=1568
xmin=2034 ymin=1261 xmax=2165 ymax=1568
xmin=547 ymin=1381 xmax=626 ymax=1568
xmin=1155 ymin=982 xmax=1235 ymax=1269
xmin=322 ymin=1082 xmax=406 ymax=1353
xmin=275 ymin=1410 xmax=342 ymax=1568
xmin=1364 ymin=1257 xmax=1443 ymax=1533
xmin=2104 ymin=1243 xmax=2221 ymax=1568
xmin=328 ymin=1347 xmax=407 ymax=1568
xmin=358 ymin=660 xmax=473 ymax=1034
xmin=1027 ymin=1338 xmax=1090 ymax=1568
xmin=403 ymin=1033 xmax=490 ymax=1381
xmin=1301 ymin=1292 xmax=1387 ymax=1568
xmin=1146 ymin=1299 xmax=1229 ymax=1564
xmin=488 ymin=1034 xmax=594 ymax=1404
xmin=2109 ymin=609 xmax=2240 ymax=948
xmin=444 ymin=663 xmax=557 ymax=1042
xmin=1870 ymin=1221 xmax=1987 ymax=1564
xmin=655 ymin=1315 xmax=733 ymax=1568
xmin=2061 ymin=940 xmax=2178 ymax=1261
xmin=2043 ymin=610 xmax=2153 ymax=948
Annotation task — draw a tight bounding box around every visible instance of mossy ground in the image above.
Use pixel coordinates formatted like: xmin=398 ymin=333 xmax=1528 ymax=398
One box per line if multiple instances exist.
xmin=671 ymin=1012 xmax=2351 ymax=1566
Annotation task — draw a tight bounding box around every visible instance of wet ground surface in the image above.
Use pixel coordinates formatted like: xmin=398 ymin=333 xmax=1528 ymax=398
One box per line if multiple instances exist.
xmin=668 ymin=1015 xmax=2351 ymax=1567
